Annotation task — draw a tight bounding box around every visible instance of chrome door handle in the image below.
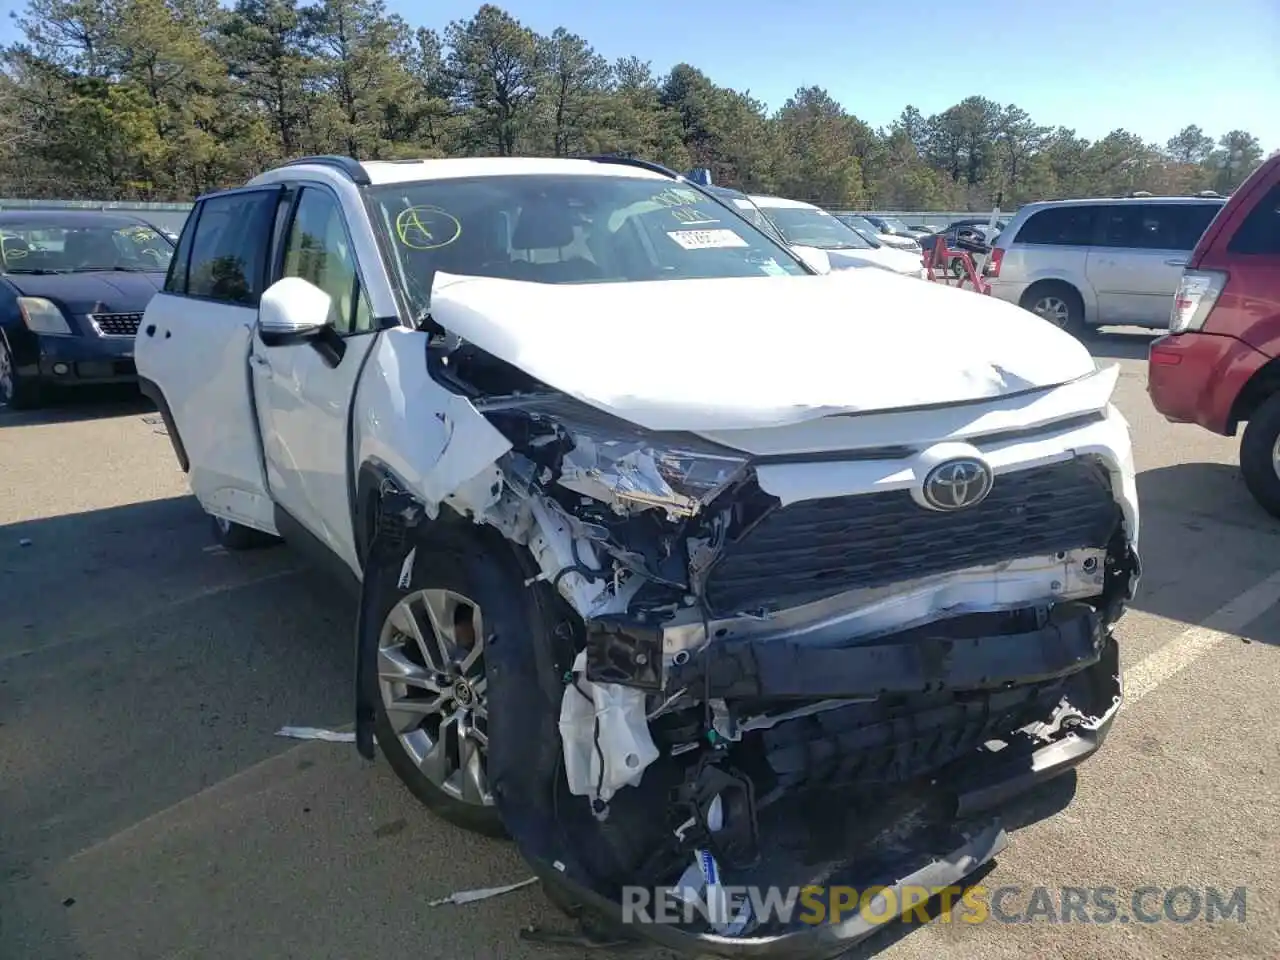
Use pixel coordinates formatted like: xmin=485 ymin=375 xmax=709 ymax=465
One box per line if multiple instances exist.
xmin=1164 ymin=258 xmax=1187 ymax=267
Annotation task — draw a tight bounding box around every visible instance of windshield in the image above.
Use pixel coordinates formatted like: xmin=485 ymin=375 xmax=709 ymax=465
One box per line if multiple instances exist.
xmin=0 ymin=221 xmax=174 ymax=273
xmin=758 ymin=206 xmax=876 ymax=250
xmin=831 ymin=215 xmax=883 ymax=247
xmin=367 ymin=174 xmax=808 ymax=312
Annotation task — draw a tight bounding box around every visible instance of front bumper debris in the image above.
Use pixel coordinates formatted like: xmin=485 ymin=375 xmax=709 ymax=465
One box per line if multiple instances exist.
xmin=487 ymin=576 xmax=1124 ymax=959
xmin=533 ymin=819 xmax=1009 ymax=960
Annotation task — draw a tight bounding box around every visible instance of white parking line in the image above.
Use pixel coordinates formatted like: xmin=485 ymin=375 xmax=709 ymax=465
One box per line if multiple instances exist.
xmin=1124 ymin=568 xmax=1280 ymax=705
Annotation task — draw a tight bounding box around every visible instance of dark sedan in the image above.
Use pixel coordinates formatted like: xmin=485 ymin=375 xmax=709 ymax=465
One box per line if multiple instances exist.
xmin=0 ymin=210 xmax=174 ymax=408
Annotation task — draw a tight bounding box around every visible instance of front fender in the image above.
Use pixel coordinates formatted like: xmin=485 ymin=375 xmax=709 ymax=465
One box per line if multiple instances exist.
xmin=352 ymin=327 xmax=512 ymax=512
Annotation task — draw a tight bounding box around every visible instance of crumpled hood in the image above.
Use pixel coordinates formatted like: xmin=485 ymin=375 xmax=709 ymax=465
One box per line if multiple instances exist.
xmin=3 ymin=271 xmax=164 ymax=315
xmin=430 ymin=269 xmax=1097 ymax=432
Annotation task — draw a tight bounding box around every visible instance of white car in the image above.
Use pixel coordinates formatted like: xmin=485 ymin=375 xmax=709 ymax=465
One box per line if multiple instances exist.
xmin=136 ymin=154 xmax=1139 ymax=957
xmin=837 ymin=213 xmax=925 ymax=253
xmin=742 ymin=194 xmax=927 ymax=278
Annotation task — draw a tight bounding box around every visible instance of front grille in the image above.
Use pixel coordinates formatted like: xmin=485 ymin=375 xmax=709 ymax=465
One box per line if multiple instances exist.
xmin=703 ymin=457 xmax=1120 ymax=616
xmin=90 ymin=312 xmax=143 ymax=337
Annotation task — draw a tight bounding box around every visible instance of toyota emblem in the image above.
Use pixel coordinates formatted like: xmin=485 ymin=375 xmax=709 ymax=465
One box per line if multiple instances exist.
xmin=922 ymin=457 xmax=994 ymax=511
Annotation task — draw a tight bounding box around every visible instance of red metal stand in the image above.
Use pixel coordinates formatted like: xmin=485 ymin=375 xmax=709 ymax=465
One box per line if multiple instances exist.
xmin=923 ymin=236 xmax=991 ymax=295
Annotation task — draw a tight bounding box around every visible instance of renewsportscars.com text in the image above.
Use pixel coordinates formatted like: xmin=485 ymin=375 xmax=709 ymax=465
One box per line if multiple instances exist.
xmin=622 ymin=884 xmax=1248 ymax=927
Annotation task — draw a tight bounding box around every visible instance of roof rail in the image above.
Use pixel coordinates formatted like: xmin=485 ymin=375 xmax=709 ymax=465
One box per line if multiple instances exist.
xmin=280 ymin=154 xmax=371 ymax=186
xmin=1196 ymin=189 xmax=1223 ymax=198
xmin=577 ymin=154 xmax=683 ymax=180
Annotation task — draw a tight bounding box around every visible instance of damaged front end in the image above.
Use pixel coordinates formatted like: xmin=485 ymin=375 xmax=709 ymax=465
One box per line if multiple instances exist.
xmin=422 ymin=366 xmax=1139 ymax=956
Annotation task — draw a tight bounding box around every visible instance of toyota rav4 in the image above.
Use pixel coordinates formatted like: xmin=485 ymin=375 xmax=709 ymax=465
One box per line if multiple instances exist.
xmin=136 ymin=154 xmax=1139 ymax=958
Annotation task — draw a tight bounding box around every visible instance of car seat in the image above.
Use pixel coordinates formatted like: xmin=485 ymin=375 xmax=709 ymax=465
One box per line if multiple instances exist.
xmin=0 ymin=235 xmax=31 ymax=270
xmin=63 ymin=230 xmax=120 ymax=268
xmin=509 ymin=199 xmax=601 ymax=283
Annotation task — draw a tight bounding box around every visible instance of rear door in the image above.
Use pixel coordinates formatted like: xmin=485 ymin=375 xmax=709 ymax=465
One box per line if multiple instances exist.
xmin=1088 ymin=202 xmax=1222 ymax=327
xmin=135 ymin=186 xmax=282 ymax=532
xmin=1003 ymin=204 xmax=1097 ymax=307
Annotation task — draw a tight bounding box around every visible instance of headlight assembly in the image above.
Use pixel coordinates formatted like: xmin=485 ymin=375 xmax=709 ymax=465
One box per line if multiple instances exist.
xmin=18 ymin=297 xmax=73 ymax=335
xmin=479 ymin=394 xmax=749 ymax=518
xmin=562 ymin=427 xmax=748 ymax=517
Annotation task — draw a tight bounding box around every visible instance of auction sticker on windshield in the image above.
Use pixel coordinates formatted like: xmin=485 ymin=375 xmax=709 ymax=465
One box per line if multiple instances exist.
xmin=668 ymin=229 xmax=749 ymax=250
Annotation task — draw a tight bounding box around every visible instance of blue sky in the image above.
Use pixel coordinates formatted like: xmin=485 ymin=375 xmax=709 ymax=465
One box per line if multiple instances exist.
xmin=4 ymin=0 xmax=1277 ymax=149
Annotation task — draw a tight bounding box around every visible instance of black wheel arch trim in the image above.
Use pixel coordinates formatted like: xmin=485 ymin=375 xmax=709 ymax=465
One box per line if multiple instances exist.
xmin=139 ymin=376 xmax=190 ymax=472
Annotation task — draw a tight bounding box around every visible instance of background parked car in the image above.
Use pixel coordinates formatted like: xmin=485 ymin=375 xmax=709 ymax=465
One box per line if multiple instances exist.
xmin=747 ymin=195 xmax=927 ymax=278
xmin=836 ymin=214 xmax=923 ymax=253
xmin=0 ymin=210 xmax=174 ymax=408
xmin=1147 ymin=153 xmax=1280 ymax=516
xmin=860 ymin=215 xmax=932 ymax=241
xmin=986 ymin=196 xmax=1225 ymax=337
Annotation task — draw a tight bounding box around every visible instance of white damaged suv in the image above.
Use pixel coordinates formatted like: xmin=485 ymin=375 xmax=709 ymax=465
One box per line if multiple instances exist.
xmin=136 ymin=155 xmax=1139 ymax=957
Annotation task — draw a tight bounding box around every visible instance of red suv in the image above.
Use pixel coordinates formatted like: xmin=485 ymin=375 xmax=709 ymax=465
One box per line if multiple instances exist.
xmin=1148 ymin=153 xmax=1280 ymax=516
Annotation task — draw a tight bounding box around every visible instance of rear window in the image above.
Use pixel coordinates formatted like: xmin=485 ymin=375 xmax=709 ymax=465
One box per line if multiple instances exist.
xmin=1227 ymin=181 xmax=1280 ymax=255
xmin=1099 ymin=202 xmax=1222 ymax=250
xmin=1014 ymin=206 xmax=1097 ymax=246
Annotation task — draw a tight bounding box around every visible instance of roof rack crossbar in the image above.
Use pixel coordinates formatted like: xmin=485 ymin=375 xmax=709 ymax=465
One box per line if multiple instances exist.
xmin=280 ymin=154 xmax=371 ymax=186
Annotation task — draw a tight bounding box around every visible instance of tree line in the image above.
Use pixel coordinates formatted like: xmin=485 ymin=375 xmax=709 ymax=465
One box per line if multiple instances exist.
xmin=0 ymin=0 xmax=1267 ymax=210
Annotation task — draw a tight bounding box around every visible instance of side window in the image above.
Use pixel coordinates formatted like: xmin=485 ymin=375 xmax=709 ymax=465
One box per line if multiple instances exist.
xmin=280 ymin=187 xmax=372 ymax=335
xmin=1228 ymin=182 xmax=1280 ymax=255
xmin=1099 ymin=204 xmax=1212 ymax=250
xmin=186 ymin=191 xmax=277 ymax=305
xmin=1015 ymin=206 xmax=1097 ymax=246
xmin=164 ymin=208 xmax=198 ymax=294
xmin=1172 ymin=203 xmax=1224 ymax=250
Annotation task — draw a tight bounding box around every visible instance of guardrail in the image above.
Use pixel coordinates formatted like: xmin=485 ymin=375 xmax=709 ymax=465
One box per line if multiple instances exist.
xmin=1 ymin=198 xmax=1013 ymax=235
xmin=0 ymin=198 xmax=194 ymax=233
xmin=12 ymin=185 xmax=1236 ymax=241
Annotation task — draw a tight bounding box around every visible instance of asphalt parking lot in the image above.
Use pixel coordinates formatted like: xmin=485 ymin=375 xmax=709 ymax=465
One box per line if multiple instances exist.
xmin=2 ymin=331 xmax=1278 ymax=960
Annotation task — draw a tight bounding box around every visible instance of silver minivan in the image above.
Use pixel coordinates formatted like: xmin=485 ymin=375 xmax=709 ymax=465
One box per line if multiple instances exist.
xmin=986 ymin=196 xmax=1226 ymax=336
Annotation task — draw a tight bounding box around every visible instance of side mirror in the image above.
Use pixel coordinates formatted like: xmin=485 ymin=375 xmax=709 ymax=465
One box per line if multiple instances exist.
xmin=790 ymin=245 xmax=832 ymax=275
xmin=258 ymin=276 xmax=332 ymax=346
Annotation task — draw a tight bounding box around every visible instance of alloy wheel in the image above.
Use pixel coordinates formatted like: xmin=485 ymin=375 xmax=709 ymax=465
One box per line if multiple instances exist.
xmin=1271 ymin=435 xmax=1280 ymax=482
xmin=1032 ymin=296 xmax=1071 ymax=328
xmin=377 ymin=588 xmax=492 ymax=806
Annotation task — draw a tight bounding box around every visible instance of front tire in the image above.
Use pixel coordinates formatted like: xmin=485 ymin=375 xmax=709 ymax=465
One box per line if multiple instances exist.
xmin=1239 ymin=392 xmax=1280 ymax=519
xmin=0 ymin=337 xmax=45 ymax=410
xmin=370 ymin=536 xmax=508 ymax=838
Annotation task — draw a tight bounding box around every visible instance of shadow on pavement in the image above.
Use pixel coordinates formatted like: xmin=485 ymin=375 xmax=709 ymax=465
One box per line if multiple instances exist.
xmin=0 ymin=384 xmax=151 ymax=426
xmin=837 ymin=774 xmax=1079 ymax=959
xmin=0 ymin=497 xmax=356 ymax=958
xmin=1088 ymin=329 xmax=1159 ymax=362
xmin=1130 ymin=461 xmax=1280 ymax=644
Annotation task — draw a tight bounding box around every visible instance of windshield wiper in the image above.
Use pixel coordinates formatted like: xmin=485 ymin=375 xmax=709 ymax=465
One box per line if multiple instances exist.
xmin=74 ymin=265 xmax=158 ymax=273
xmin=4 ymin=267 xmax=65 ymax=275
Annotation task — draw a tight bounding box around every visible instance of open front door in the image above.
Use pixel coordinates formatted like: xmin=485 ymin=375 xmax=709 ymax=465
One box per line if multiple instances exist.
xmin=134 ymin=186 xmax=283 ymax=533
